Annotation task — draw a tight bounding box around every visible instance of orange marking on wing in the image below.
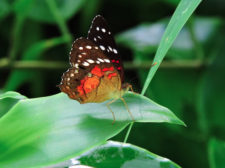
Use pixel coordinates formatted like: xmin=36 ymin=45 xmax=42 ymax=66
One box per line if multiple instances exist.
xmin=91 ymin=66 xmax=103 ymax=77
xmin=107 ymin=72 xmax=117 ymax=79
xmin=102 ymin=66 xmax=114 ymax=72
xmin=77 ymin=85 xmax=84 ymax=96
xmin=83 ymin=76 xmax=100 ymax=94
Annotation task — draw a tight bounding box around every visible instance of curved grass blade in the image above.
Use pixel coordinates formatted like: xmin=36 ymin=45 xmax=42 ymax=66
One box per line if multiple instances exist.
xmin=141 ymin=0 xmax=202 ymax=95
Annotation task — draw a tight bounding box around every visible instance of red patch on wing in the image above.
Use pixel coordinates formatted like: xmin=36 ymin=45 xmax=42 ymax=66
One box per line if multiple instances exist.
xmin=77 ymin=76 xmax=100 ymax=96
xmin=102 ymin=66 xmax=114 ymax=72
xmin=77 ymin=85 xmax=85 ymax=96
xmin=77 ymin=66 xmax=118 ymax=96
xmin=91 ymin=66 xmax=103 ymax=77
xmin=83 ymin=76 xmax=99 ymax=94
xmin=107 ymin=73 xmax=117 ymax=79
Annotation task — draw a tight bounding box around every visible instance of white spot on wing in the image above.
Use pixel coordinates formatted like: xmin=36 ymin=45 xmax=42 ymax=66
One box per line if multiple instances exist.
xmin=97 ymin=36 xmax=102 ymax=39
xmin=87 ymin=59 xmax=94 ymax=63
xmin=83 ymin=62 xmax=89 ymax=66
xmin=101 ymin=28 xmax=106 ymax=33
xmin=75 ymin=63 xmax=79 ymax=68
xmin=100 ymin=45 xmax=105 ymax=50
xmin=108 ymin=46 xmax=113 ymax=51
xmin=86 ymin=45 xmax=92 ymax=49
xmin=104 ymin=59 xmax=110 ymax=63
xmin=97 ymin=58 xmax=104 ymax=62
xmin=96 ymin=27 xmax=100 ymax=31
xmin=108 ymin=31 xmax=111 ymax=35
xmin=96 ymin=61 xmax=100 ymax=64
xmin=94 ymin=38 xmax=97 ymax=41
xmin=95 ymin=46 xmax=98 ymax=49
xmin=78 ymin=55 xmax=82 ymax=58
xmin=79 ymin=47 xmax=83 ymax=50
xmin=113 ymin=49 xmax=118 ymax=54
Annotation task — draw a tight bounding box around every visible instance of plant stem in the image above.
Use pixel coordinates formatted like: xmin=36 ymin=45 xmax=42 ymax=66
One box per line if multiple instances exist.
xmin=0 ymin=59 xmax=207 ymax=70
xmin=123 ymin=122 xmax=134 ymax=143
xmin=8 ymin=15 xmax=25 ymax=63
xmin=46 ymin=0 xmax=72 ymax=45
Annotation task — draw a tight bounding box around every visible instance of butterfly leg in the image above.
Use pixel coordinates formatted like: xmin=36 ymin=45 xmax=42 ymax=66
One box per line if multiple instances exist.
xmin=125 ymin=84 xmax=138 ymax=94
xmin=120 ymin=97 xmax=135 ymax=121
xmin=106 ymin=99 xmax=117 ymax=124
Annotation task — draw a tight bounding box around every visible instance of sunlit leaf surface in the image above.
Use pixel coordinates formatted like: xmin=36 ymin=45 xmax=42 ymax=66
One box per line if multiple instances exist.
xmin=0 ymin=92 xmax=184 ymax=168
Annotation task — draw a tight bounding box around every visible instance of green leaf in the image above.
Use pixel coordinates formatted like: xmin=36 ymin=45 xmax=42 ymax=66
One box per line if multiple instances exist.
xmin=208 ymin=138 xmax=225 ymax=168
xmin=68 ymin=141 xmax=181 ymax=168
xmin=117 ymin=17 xmax=221 ymax=59
xmin=141 ymin=0 xmax=202 ymax=95
xmin=0 ymin=92 xmax=184 ymax=168
xmin=0 ymin=91 xmax=27 ymax=118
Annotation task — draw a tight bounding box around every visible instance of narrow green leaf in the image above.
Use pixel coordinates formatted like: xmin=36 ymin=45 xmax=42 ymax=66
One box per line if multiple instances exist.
xmin=208 ymin=138 xmax=225 ymax=168
xmin=0 ymin=92 xmax=184 ymax=168
xmin=117 ymin=17 xmax=221 ymax=59
xmin=141 ymin=0 xmax=202 ymax=95
xmin=55 ymin=141 xmax=181 ymax=168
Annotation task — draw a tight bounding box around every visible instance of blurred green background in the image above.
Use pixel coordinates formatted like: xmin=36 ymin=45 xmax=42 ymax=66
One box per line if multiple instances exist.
xmin=0 ymin=0 xmax=225 ymax=168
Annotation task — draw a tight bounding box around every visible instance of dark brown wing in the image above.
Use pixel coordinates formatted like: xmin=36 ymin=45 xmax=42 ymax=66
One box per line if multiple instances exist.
xmin=59 ymin=38 xmax=116 ymax=101
xmin=87 ymin=15 xmax=124 ymax=81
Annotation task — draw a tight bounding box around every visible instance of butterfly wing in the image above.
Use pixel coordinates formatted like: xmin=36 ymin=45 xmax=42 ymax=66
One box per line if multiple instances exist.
xmin=59 ymin=38 xmax=119 ymax=102
xmin=87 ymin=15 xmax=124 ymax=81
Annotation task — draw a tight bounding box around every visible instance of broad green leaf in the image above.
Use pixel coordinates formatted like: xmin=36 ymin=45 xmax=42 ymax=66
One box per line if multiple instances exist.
xmin=0 ymin=92 xmax=184 ymax=168
xmin=0 ymin=91 xmax=27 ymax=118
xmin=141 ymin=0 xmax=202 ymax=95
xmin=208 ymin=138 xmax=225 ymax=168
xmin=0 ymin=91 xmax=27 ymax=100
xmin=54 ymin=141 xmax=181 ymax=168
xmin=117 ymin=17 xmax=221 ymax=59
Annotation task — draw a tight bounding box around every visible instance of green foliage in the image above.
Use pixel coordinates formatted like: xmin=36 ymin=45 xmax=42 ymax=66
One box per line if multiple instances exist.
xmin=0 ymin=91 xmax=183 ymax=167
xmin=141 ymin=0 xmax=202 ymax=95
xmin=1 ymin=0 xmax=224 ymax=167
xmin=13 ymin=0 xmax=86 ymax=23
xmin=117 ymin=17 xmax=222 ymax=59
xmin=76 ymin=141 xmax=181 ymax=168
xmin=208 ymin=138 xmax=225 ymax=168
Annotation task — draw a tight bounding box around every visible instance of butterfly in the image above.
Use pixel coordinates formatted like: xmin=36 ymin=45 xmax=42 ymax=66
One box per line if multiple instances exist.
xmin=58 ymin=15 xmax=134 ymax=123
